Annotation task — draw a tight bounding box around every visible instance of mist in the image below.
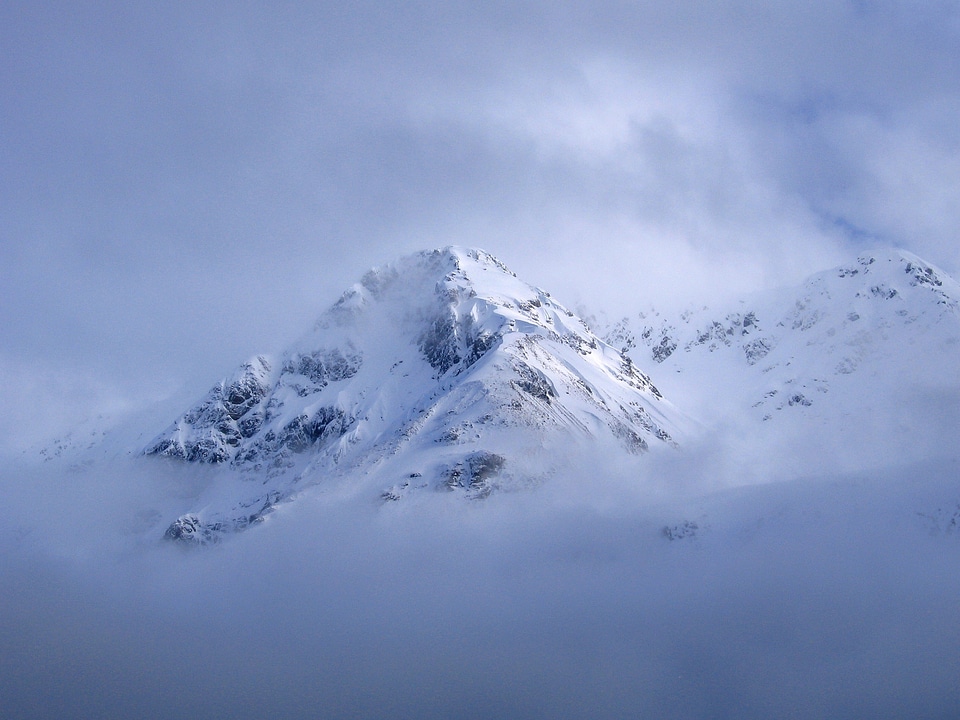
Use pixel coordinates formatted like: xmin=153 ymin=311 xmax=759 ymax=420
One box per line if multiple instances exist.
xmin=3 ymin=427 xmax=959 ymax=719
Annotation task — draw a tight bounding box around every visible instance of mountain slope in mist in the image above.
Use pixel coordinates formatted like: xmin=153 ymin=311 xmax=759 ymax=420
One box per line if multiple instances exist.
xmin=27 ymin=245 xmax=960 ymax=545
xmin=595 ymin=248 xmax=960 ymax=478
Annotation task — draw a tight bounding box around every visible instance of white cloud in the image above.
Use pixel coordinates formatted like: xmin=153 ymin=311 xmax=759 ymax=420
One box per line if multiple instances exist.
xmin=2 ymin=445 xmax=958 ymax=718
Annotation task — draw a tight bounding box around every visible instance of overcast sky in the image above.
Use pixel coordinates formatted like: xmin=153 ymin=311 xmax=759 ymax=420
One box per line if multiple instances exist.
xmin=3 ymin=1 xmax=960 ymax=451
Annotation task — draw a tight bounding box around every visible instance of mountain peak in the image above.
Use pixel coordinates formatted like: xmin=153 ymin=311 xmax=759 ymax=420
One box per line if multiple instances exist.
xmin=329 ymin=246 xmax=515 ymax=315
xmin=840 ymin=247 xmax=959 ymax=300
xmin=146 ymin=247 xmax=683 ymax=542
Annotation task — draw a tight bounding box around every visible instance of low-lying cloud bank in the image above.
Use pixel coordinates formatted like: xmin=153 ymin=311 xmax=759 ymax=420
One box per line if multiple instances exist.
xmin=2 ymin=442 xmax=958 ymax=719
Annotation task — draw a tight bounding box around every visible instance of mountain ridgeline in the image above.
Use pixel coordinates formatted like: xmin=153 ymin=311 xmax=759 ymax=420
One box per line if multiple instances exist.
xmin=589 ymin=248 xmax=960 ymax=483
xmin=141 ymin=246 xmax=960 ymax=543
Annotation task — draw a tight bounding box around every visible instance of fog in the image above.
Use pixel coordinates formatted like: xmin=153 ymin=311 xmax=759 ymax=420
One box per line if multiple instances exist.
xmin=2 ymin=430 xmax=959 ymax=719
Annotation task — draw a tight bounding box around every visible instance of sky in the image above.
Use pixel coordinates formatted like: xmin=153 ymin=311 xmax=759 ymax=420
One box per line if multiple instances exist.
xmin=3 ymin=1 xmax=960 ymax=450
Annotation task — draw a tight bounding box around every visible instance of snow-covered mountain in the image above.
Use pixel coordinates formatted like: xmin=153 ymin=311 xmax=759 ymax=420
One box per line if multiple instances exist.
xmin=145 ymin=247 xmax=684 ymax=542
xmin=594 ymin=248 xmax=960 ymax=476
xmin=41 ymin=245 xmax=959 ymax=544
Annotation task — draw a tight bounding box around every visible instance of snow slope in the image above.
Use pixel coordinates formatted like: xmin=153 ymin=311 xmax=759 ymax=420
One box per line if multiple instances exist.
xmin=597 ymin=248 xmax=960 ymax=478
xmin=30 ymin=246 xmax=960 ymax=543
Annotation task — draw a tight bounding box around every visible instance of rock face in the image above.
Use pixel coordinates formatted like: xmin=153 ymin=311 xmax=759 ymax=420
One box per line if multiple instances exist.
xmin=148 ymin=356 xmax=274 ymax=464
xmin=147 ymin=247 xmax=685 ymax=542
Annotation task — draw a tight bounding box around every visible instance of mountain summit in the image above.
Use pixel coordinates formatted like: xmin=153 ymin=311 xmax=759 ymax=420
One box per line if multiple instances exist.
xmin=147 ymin=247 xmax=684 ymax=542
xmin=595 ymin=247 xmax=960 ymax=477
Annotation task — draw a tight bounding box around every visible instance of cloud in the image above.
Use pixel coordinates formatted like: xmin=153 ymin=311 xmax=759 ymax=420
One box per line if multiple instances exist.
xmin=2 ymin=445 xmax=959 ymax=719
xmin=4 ymin=3 xmax=959 ymax=415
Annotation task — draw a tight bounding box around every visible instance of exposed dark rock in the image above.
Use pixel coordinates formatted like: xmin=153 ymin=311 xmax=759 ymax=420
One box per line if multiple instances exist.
xmin=609 ymin=420 xmax=650 ymax=454
xmin=467 ymin=331 xmax=498 ymax=367
xmin=603 ymin=318 xmax=637 ymax=354
xmin=164 ymin=514 xmax=213 ymax=543
xmin=380 ymin=486 xmax=406 ymax=502
xmin=234 ymin=406 xmax=351 ymax=463
xmin=692 ymin=321 xmax=732 ymax=348
xmin=662 ymin=521 xmax=699 ymax=541
xmin=562 ymin=333 xmax=598 ymax=356
xmin=419 ymin=310 xmax=464 ymax=374
xmin=419 ymin=302 xmax=502 ymax=376
xmin=165 ymin=489 xmax=281 ymax=544
xmin=281 ymin=348 xmax=361 ymax=394
xmin=870 ymin=285 xmax=899 ymax=300
xmin=513 ymin=362 xmax=556 ymax=402
xmin=238 ymin=412 xmax=264 ymax=438
xmin=651 ymin=335 xmax=677 ymax=363
xmin=744 ymin=338 xmax=773 ymax=365
xmin=905 ymin=261 xmax=943 ymax=287
xmin=619 ymin=356 xmax=663 ymax=399
xmin=223 ymin=359 xmax=271 ymax=420
xmin=146 ymin=357 xmax=272 ymax=464
xmin=149 ymin=433 xmax=232 ymax=464
xmin=442 ymin=451 xmax=506 ymax=497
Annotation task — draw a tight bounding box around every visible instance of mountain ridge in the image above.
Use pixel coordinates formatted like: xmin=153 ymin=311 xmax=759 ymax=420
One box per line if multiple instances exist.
xmin=29 ymin=246 xmax=960 ymax=544
xmin=591 ymin=247 xmax=960 ymax=477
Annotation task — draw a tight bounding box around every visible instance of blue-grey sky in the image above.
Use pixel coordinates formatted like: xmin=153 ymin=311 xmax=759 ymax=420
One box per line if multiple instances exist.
xmin=3 ymin=1 xmax=960 ymax=450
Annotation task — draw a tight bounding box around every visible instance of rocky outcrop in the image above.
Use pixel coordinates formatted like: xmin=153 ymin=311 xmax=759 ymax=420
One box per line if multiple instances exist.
xmin=147 ymin=356 xmax=272 ymax=463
